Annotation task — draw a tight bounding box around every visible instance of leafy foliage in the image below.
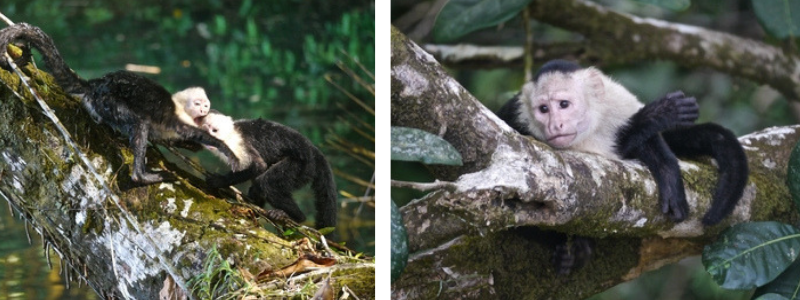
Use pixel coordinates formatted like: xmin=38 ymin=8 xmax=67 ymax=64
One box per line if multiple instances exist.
xmin=391 ymin=127 xmax=463 ymax=165
xmin=432 ymin=0 xmax=533 ymax=42
xmin=630 ymin=0 xmax=690 ymax=11
xmin=703 ymin=222 xmax=800 ymax=289
xmin=187 ymin=246 xmax=253 ymax=299
xmin=753 ymin=0 xmax=800 ymax=39
xmin=391 ymin=199 xmax=409 ymax=282
xmin=756 ymin=294 xmax=792 ymax=300
xmin=753 ymin=258 xmax=800 ymax=300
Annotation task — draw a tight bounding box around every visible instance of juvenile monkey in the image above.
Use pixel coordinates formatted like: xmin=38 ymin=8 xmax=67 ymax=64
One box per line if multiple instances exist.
xmin=200 ymin=110 xmax=338 ymax=229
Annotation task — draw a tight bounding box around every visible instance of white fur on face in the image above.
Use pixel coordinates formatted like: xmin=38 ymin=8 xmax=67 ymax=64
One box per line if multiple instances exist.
xmin=518 ymin=68 xmax=643 ymax=159
xmin=172 ymin=87 xmax=211 ymax=126
xmin=201 ymin=112 xmax=252 ymax=170
xmin=520 ymin=72 xmax=592 ymax=149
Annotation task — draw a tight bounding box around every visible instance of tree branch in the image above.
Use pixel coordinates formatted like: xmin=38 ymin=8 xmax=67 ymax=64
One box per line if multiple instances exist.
xmin=529 ymin=0 xmax=800 ymax=100
xmin=419 ymin=0 xmax=800 ymax=101
xmin=391 ymin=25 xmax=799 ymax=299
xmin=0 ymin=64 xmax=374 ymax=298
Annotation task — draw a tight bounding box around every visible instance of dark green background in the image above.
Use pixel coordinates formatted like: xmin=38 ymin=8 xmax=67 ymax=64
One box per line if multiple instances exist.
xmin=0 ymin=0 xmax=375 ymax=298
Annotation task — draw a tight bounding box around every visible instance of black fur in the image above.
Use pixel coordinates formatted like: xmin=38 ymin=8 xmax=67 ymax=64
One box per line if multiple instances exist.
xmin=206 ymin=118 xmax=338 ymax=229
xmin=0 ymin=23 xmax=239 ymax=184
xmin=533 ymin=59 xmax=582 ymax=81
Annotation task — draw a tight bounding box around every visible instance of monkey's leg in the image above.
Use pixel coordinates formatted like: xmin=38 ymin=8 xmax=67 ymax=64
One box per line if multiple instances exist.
xmin=663 ymin=124 xmax=748 ymax=225
xmin=129 ymin=122 xmax=169 ymax=184
xmin=628 ymin=135 xmax=689 ymax=222
xmin=617 ymin=91 xmax=698 ymax=158
xmin=249 ymin=159 xmax=307 ymax=223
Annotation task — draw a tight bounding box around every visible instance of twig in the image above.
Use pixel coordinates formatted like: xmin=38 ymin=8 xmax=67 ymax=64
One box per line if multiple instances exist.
xmin=390 ymin=179 xmax=457 ymax=192
xmin=0 ymin=11 xmax=14 ymax=26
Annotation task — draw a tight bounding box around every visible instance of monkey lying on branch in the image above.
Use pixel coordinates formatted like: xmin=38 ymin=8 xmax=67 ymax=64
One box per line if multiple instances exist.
xmin=498 ymin=60 xmax=749 ymax=274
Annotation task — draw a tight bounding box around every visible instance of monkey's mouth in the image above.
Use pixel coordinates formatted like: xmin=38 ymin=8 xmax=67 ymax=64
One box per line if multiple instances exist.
xmin=194 ymin=117 xmax=204 ymax=126
xmin=547 ymin=133 xmax=576 ymax=147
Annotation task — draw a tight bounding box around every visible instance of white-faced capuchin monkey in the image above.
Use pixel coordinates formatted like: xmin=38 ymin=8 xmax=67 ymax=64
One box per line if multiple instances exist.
xmin=172 ymin=87 xmax=211 ymax=127
xmin=0 ymin=23 xmax=240 ymax=184
xmin=200 ymin=110 xmax=338 ymax=229
xmin=497 ymin=59 xmax=749 ymax=274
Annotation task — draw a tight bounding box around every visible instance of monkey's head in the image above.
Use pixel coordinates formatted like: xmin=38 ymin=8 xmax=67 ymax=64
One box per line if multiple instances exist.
xmin=172 ymin=87 xmax=211 ymax=125
xmin=201 ymin=111 xmax=235 ymax=142
xmin=519 ymin=67 xmax=604 ymax=149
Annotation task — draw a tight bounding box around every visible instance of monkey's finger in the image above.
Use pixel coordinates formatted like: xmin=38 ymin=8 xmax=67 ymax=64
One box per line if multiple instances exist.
xmin=665 ymin=91 xmax=686 ymax=99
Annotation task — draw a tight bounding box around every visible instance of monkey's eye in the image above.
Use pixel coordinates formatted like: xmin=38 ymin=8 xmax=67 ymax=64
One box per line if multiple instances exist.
xmin=538 ymin=105 xmax=549 ymax=113
xmin=559 ymin=100 xmax=570 ymax=109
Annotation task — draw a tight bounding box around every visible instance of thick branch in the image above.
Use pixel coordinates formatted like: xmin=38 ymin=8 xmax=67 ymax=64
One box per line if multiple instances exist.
xmin=422 ymin=42 xmax=588 ymax=69
xmin=0 ymin=66 xmax=373 ymax=298
xmin=391 ymin=26 xmax=799 ymax=299
xmin=421 ymin=0 xmax=800 ymax=101
xmin=527 ymin=0 xmax=800 ymax=100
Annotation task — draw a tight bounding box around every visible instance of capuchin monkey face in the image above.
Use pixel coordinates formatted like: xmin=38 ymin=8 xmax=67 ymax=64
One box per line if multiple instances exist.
xmin=173 ymin=87 xmax=211 ymax=125
xmin=521 ymin=74 xmax=592 ymax=149
xmin=201 ymin=113 xmax=235 ymax=142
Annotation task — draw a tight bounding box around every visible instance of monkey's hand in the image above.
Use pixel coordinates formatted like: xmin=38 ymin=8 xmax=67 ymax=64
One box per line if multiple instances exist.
xmin=617 ymin=91 xmax=699 ymax=158
xmin=643 ymin=90 xmax=699 ymax=131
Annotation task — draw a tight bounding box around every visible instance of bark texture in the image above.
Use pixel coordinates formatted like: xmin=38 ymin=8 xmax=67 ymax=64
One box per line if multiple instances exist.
xmin=391 ymin=26 xmax=799 ymax=299
xmin=0 ymin=64 xmax=374 ymax=299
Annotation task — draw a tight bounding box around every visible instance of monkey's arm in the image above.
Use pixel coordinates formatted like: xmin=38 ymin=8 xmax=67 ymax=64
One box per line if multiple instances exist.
xmin=663 ymin=124 xmax=749 ymax=225
xmin=207 ymin=167 xmax=260 ymax=188
xmin=176 ymin=124 xmax=242 ymax=170
xmin=626 ymin=135 xmax=689 ymax=222
xmin=616 ymin=91 xmax=698 ymax=158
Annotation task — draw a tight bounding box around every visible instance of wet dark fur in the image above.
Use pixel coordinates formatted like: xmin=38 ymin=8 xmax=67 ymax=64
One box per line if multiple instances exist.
xmin=207 ymin=118 xmax=338 ymax=229
xmin=0 ymin=23 xmax=239 ymax=184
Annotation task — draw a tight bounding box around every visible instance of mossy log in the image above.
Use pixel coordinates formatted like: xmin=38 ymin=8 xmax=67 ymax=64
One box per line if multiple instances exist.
xmin=0 ymin=63 xmax=374 ymax=299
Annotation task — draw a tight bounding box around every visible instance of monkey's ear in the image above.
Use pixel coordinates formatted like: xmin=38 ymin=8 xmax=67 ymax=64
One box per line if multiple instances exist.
xmin=584 ymin=67 xmax=605 ymax=102
xmin=521 ymin=81 xmax=537 ymax=101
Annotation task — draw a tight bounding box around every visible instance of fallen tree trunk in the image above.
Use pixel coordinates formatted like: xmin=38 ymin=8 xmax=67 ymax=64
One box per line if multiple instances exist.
xmin=0 ymin=62 xmax=374 ymax=299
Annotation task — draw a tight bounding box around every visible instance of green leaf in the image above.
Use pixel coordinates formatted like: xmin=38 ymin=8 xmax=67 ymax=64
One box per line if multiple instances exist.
xmin=391 ymin=127 xmax=463 ymax=165
xmin=317 ymin=227 xmax=336 ymax=236
xmin=432 ymin=0 xmax=533 ymax=42
xmin=788 ymin=140 xmax=800 ymax=211
xmin=391 ymin=199 xmax=409 ymax=282
xmin=754 ymin=258 xmax=800 ymax=300
xmin=756 ymin=293 xmax=792 ymax=300
xmin=630 ymin=0 xmax=690 ymax=11
xmin=753 ymin=0 xmax=800 ymax=39
xmin=703 ymin=222 xmax=800 ymax=289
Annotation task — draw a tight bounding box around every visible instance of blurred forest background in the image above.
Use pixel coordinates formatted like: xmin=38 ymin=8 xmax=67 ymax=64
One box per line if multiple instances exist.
xmin=392 ymin=0 xmax=796 ymax=299
xmin=0 ymin=0 xmax=374 ymax=298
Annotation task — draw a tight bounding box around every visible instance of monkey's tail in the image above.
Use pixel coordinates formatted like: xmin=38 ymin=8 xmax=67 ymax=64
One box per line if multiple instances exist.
xmin=0 ymin=23 xmax=88 ymax=94
xmin=311 ymin=152 xmax=338 ymax=230
xmin=663 ymin=123 xmax=749 ymax=226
